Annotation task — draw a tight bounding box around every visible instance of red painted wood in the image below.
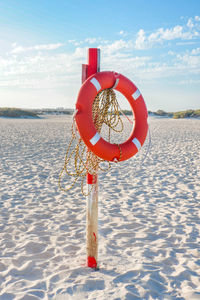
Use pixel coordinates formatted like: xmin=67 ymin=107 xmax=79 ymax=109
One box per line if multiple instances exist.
xmin=87 ymin=256 xmax=97 ymax=268
xmin=82 ymin=64 xmax=88 ymax=83
xmin=87 ymin=173 xmax=97 ymax=184
xmin=87 ymin=48 xmax=100 ymax=77
xmin=82 ymin=48 xmax=100 ymax=269
xmin=82 ymin=48 xmax=100 ymax=83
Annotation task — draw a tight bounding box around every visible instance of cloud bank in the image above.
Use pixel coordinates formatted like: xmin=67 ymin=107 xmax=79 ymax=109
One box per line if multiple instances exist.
xmin=0 ymin=16 xmax=200 ymax=109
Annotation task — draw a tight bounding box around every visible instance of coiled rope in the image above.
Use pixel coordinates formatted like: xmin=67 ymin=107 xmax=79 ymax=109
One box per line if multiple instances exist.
xmin=59 ymin=88 xmax=151 ymax=195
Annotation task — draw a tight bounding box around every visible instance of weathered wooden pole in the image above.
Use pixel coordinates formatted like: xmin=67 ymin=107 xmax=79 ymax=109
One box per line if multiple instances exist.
xmin=82 ymin=48 xmax=100 ymax=268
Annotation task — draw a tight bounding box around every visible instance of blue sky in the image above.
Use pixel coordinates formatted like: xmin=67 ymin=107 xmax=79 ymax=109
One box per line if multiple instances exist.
xmin=0 ymin=0 xmax=200 ymax=111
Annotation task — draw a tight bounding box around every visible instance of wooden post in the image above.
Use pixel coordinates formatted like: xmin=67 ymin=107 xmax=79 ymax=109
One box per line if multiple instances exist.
xmin=86 ymin=172 xmax=98 ymax=268
xmin=82 ymin=48 xmax=100 ymax=268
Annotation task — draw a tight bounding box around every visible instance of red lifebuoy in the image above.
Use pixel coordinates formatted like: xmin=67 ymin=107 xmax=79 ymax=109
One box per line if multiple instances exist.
xmin=75 ymin=71 xmax=148 ymax=162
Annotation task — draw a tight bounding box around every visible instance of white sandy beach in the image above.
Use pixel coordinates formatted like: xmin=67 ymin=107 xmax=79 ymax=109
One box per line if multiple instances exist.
xmin=0 ymin=115 xmax=200 ymax=300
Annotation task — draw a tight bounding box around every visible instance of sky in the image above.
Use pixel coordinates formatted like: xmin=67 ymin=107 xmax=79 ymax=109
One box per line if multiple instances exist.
xmin=0 ymin=0 xmax=200 ymax=112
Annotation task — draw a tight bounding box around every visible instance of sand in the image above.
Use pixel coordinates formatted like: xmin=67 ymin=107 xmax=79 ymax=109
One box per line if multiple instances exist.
xmin=0 ymin=115 xmax=200 ymax=300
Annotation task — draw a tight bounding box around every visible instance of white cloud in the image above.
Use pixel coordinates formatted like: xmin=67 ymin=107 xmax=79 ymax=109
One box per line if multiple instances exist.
xmin=0 ymin=41 xmax=199 ymax=110
xmin=158 ymin=25 xmax=184 ymax=40
xmin=0 ymin=18 xmax=200 ymax=100
xmin=135 ymin=17 xmax=200 ymax=49
xmin=68 ymin=38 xmax=133 ymax=55
xmin=68 ymin=37 xmax=109 ymax=47
xmin=168 ymin=50 xmax=175 ymax=56
xmin=0 ymin=51 xmax=82 ymax=89
xmin=187 ymin=18 xmax=194 ymax=28
xmin=73 ymin=47 xmax=87 ymax=59
xmin=118 ymin=30 xmax=128 ymax=37
xmin=68 ymin=39 xmax=81 ymax=46
xmin=11 ymin=43 xmax=64 ymax=54
xmin=100 ymin=39 xmax=133 ymax=55
xmin=0 ymin=41 xmax=150 ymax=91
xmin=84 ymin=38 xmax=98 ymax=44
xmin=179 ymin=79 xmax=200 ymax=85
xmin=135 ymin=29 xmax=146 ymax=50
xmin=1 ymin=40 xmax=199 ymax=92
xmin=176 ymin=53 xmax=200 ymax=68
xmin=191 ymin=47 xmax=200 ymax=55
xmin=176 ymin=41 xmax=198 ymax=46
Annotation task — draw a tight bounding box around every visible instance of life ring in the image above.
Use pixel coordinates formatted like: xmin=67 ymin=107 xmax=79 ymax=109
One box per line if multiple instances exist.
xmin=75 ymin=71 xmax=148 ymax=162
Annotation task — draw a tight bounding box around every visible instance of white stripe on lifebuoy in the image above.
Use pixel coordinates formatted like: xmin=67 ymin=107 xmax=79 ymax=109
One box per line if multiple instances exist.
xmin=90 ymin=78 xmax=101 ymax=92
xmin=113 ymin=78 xmax=119 ymax=89
xmin=132 ymin=137 xmax=141 ymax=151
xmin=132 ymin=89 xmax=141 ymax=100
xmin=90 ymin=132 xmax=101 ymax=145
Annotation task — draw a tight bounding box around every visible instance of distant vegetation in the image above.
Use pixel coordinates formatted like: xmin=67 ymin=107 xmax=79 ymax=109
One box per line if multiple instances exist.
xmin=0 ymin=108 xmax=39 ymax=118
xmin=32 ymin=108 xmax=73 ymax=115
xmin=0 ymin=107 xmax=199 ymax=119
xmin=173 ymin=109 xmax=200 ymax=119
xmin=0 ymin=107 xmax=74 ymax=118
xmin=148 ymin=109 xmax=200 ymax=119
xmin=120 ymin=110 xmax=132 ymax=115
xmin=148 ymin=110 xmax=173 ymax=117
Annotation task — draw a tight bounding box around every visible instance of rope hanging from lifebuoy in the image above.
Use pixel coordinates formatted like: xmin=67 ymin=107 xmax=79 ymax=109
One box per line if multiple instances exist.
xmin=59 ymin=88 xmax=125 ymax=194
xmin=59 ymin=71 xmax=149 ymax=194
